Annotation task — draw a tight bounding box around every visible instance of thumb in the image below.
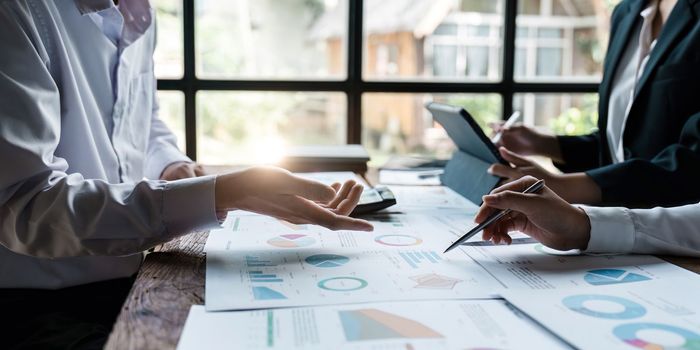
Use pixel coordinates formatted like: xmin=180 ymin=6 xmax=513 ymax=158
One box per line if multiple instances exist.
xmin=499 ymin=147 xmax=531 ymax=167
xmin=483 ymin=191 xmax=540 ymax=215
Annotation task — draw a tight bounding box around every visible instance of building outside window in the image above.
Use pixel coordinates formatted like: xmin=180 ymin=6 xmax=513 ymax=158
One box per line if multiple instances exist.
xmin=153 ymin=0 xmax=620 ymax=166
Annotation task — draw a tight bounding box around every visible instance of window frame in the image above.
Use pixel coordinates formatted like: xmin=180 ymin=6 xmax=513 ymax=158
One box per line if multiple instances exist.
xmin=157 ymin=0 xmax=599 ymax=161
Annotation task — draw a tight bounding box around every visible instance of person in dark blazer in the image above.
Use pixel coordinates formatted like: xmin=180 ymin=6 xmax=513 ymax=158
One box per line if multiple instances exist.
xmin=489 ymin=0 xmax=700 ymax=208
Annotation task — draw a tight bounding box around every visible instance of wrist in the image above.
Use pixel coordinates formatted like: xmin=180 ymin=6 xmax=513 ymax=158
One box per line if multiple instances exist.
xmin=214 ymin=171 xmax=244 ymax=212
xmin=554 ymin=173 xmax=601 ymax=205
xmin=535 ymin=134 xmax=563 ymax=162
xmin=571 ymin=207 xmax=592 ymax=250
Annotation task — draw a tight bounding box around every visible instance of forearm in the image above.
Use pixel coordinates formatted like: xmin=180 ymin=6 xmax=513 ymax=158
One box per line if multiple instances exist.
xmin=550 ymin=173 xmax=602 ymax=205
xmin=0 ymin=172 xmax=220 ymax=258
xmin=534 ymin=134 xmax=565 ymax=163
xmin=583 ymin=204 xmax=700 ymax=257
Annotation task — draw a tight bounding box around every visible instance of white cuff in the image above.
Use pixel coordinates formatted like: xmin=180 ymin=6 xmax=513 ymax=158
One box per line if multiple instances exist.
xmin=162 ymin=175 xmax=221 ymax=235
xmin=581 ymin=206 xmax=636 ymax=254
xmin=145 ymin=146 xmax=192 ymax=180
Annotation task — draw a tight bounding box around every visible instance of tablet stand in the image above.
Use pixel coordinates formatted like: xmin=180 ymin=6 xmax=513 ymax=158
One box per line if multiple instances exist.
xmin=440 ymin=150 xmax=502 ymax=205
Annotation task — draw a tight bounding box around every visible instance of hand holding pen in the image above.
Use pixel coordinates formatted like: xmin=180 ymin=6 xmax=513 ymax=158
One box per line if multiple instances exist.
xmin=467 ymin=176 xmax=592 ymax=252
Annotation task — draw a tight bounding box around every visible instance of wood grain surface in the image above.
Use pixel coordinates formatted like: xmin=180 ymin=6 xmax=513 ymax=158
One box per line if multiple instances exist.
xmin=105 ymin=232 xmax=208 ymax=350
xmin=106 ymin=233 xmax=700 ymax=350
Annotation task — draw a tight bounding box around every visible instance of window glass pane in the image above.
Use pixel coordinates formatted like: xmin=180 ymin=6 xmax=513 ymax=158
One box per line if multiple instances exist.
xmin=156 ymin=91 xmax=186 ymax=152
xmin=363 ymin=0 xmax=504 ymax=81
xmin=197 ymin=92 xmax=346 ymax=165
xmin=196 ymin=0 xmax=348 ymax=80
xmin=153 ymin=0 xmax=184 ymax=79
xmin=513 ymin=93 xmax=599 ymax=135
xmin=515 ymin=0 xmax=622 ymax=82
xmin=363 ymin=93 xmax=502 ymax=166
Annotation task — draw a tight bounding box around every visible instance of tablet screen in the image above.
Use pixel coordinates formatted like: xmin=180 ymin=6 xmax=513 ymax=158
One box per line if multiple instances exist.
xmin=426 ymin=102 xmax=507 ymax=165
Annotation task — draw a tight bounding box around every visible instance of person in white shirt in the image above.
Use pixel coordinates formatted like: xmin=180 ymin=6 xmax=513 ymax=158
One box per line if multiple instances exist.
xmin=0 ymin=0 xmax=372 ymax=347
xmin=475 ymin=176 xmax=700 ymax=257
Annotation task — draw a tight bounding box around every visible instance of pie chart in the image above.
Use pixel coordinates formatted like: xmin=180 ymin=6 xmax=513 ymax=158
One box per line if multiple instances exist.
xmin=318 ymin=277 xmax=368 ymax=291
xmin=563 ymin=294 xmax=646 ymax=319
xmin=583 ymin=269 xmax=651 ymax=286
xmin=305 ymin=254 xmax=350 ymax=268
xmin=267 ymin=234 xmax=316 ymax=248
xmin=374 ymin=234 xmax=423 ymax=247
xmin=613 ymin=323 xmax=700 ymax=350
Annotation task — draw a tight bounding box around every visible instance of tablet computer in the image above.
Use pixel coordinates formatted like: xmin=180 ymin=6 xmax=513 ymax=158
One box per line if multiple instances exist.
xmin=426 ymin=102 xmax=508 ymax=165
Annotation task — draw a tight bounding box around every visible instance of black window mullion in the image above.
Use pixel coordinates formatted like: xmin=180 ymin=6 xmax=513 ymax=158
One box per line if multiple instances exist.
xmin=183 ymin=0 xmax=197 ymax=160
xmin=347 ymin=0 xmax=363 ymax=144
xmin=502 ymin=0 xmax=518 ymax=120
xmin=158 ymin=0 xmax=602 ymax=164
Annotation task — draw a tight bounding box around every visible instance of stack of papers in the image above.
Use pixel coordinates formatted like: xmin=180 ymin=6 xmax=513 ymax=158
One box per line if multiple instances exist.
xmin=178 ymin=172 xmax=700 ymax=350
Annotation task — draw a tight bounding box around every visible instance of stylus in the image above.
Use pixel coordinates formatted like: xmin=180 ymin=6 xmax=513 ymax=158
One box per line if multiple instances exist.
xmin=491 ymin=111 xmax=522 ymax=144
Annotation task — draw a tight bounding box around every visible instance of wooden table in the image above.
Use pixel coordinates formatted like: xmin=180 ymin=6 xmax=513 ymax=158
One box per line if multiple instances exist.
xmin=105 ymin=230 xmax=700 ymax=350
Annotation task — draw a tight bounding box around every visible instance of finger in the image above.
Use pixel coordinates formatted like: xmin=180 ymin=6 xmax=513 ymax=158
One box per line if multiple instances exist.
xmin=194 ymin=164 xmax=206 ymax=176
xmin=483 ymin=190 xmax=542 ymax=214
xmin=475 ymin=202 xmax=499 ymax=223
xmin=328 ymin=180 xmax=357 ymax=209
xmin=331 ymin=182 xmax=342 ymax=192
xmin=489 ymin=121 xmax=505 ymax=133
xmin=333 ymin=183 xmax=364 ymax=216
xmin=488 ymin=176 xmax=540 ymax=195
xmin=283 ymin=195 xmax=374 ymax=231
xmin=499 ymin=147 xmax=532 ymax=167
xmin=280 ymin=174 xmax=336 ymax=203
xmin=488 ymin=164 xmax=522 ymax=179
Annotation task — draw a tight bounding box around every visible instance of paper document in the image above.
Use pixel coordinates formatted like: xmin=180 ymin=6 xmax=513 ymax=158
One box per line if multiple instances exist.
xmin=178 ymin=300 xmax=569 ymax=350
xmin=205 ymin=247 xmax=500 ymax=311
xmin=387 ymin=185 xmax=479 ymax=212
xmin=461 ymin=242 xmax=697 ymax=289
xmin=379 ymin=169 xmax=443 ymax=186
xmin=204 ymin=210 xmax=477 ymax=253
xmin=502 ymin=279 xmax=700 ymax=349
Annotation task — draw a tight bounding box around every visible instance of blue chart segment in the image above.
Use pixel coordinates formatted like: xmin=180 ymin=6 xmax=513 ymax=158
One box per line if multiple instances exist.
xmin=562 ymin=294 xmax=646 ymax=319
xmin=318 ymin=277 xmax=368 ymax=292
xmin=613 ymin=323 xmax=700 ymax=350
xmin=399 ymin=251 xmax=442 ymax=269
xmin=305 ymin=254 xmax=350 ymax=268
xmin=584 ymin=269 xmax=651 ymax=286
xmin=246 ymin=255 xmax=276 ymax=267
xmin=248 ymin=271 xmax=283 ymax=283
xmin=252 ymin=286 xmax=287 ymax=300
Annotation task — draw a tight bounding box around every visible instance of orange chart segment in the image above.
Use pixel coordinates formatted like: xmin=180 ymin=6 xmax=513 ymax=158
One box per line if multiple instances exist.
xmin=339 ymin=308 xmax=443 ymax=341
xmin=267 ymin=234 xmax=316 ymax=248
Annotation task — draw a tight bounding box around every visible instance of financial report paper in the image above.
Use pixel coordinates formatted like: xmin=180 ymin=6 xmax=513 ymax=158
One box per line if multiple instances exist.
xmin=178 ymin=300 xmax=569 ymax=350
xmin=502 ymin=279 xmax=700 ymax=350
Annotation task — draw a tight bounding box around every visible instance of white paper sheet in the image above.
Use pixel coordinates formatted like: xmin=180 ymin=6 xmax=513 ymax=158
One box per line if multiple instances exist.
xmin=205 ymin=246 xmax=500 ymax=311
xmin=178 ymin=300 xmax=569 ymax=350
xmin=204 ymin=208 xmax=480 ymax=253
xmin=502 ymin=279 xmax=700 ymax=350
xmin=461 ymin=242 xmax=697 ymax=289
xmin=378 ymin=169 xmax=443 ymax=186
xmin=387 ymin=185 xmax=479 ymax=212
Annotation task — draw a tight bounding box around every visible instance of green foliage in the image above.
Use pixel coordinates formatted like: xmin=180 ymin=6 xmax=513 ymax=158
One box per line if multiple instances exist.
xmin=445 ymin=94 xmax=501 ymax=134
xmin=550 ymin=95 xmax=599 ymax=136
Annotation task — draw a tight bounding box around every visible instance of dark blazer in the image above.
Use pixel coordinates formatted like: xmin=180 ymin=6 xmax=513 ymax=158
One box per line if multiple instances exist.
xmin=556 ymin=0 xmax=700 ymax=208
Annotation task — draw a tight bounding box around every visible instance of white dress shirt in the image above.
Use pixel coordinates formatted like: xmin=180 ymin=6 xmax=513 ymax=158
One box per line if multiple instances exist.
xmin=0 ymin=0 xmax=220 ymax=289
xmin=583 ymin=204 xmax=700 ymax=257
xmin=606 ymin=1 xmax=659 ymax=163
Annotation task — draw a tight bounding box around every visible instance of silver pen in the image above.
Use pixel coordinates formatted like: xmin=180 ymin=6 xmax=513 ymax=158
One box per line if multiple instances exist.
xmin=444 ymin=179 xmax=545 ymax=253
